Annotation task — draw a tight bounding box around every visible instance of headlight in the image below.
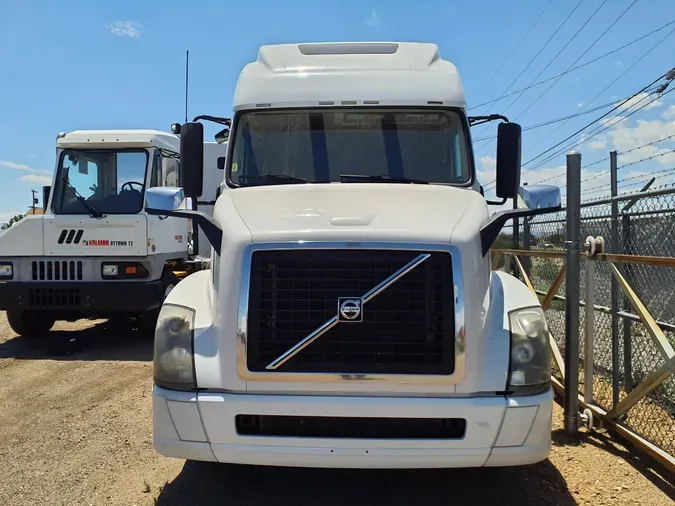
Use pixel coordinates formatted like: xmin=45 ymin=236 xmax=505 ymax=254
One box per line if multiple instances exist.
xmin=102 ymin=264 xmax=118 ymax=277
xmin=101 ymin=262 xmax=149 ymax=279
xmin=508 ymin=307 xmax=551 ymax=395
xmin=153 ymin=304 xmax=196 ymax=391
xmin=0 ymin=263 xmax=13 ymax=278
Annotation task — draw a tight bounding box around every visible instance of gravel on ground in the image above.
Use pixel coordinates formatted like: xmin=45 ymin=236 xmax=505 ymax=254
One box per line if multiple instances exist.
xmin=0 ymin=312 xmax=673 ymax=506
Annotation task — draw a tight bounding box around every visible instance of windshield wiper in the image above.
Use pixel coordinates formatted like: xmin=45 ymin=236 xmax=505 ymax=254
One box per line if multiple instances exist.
xmin=339 ymin=174 xmax=429 ymax=184
xmin=61 ymin=176 xmax=104 ymax=219
xmin=237 ymin=174 xmax=309 ymax=184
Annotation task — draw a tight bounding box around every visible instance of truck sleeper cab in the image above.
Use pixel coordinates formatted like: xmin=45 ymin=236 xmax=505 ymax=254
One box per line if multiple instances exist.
xmin=149 ymin=42 xmax=560 ymax=469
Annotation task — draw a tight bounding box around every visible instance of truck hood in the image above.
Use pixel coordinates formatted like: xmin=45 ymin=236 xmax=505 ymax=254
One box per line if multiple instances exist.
xmin=226 ymin=183 xmax=486 ymax=244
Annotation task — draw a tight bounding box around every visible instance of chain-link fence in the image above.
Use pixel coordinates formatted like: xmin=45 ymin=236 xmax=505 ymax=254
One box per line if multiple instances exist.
xmin=498 ymin=186 xmax=675 ymax=464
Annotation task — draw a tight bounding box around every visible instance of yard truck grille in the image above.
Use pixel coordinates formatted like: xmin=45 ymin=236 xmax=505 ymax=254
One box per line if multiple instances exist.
xmin=245 ymin=249 xmax=456 ymax=375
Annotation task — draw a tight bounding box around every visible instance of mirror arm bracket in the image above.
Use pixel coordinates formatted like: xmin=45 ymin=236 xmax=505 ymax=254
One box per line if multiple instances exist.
xmin=192 ymin=115 xmax=232 ymax=127
xmin=146 ymin=208 xmax=223 ymax=255
xmin=480 ymin=205 xmax=561 ymax=257
xmin=468 ymin=114 xmax=510 ymax=127
xmin=485 ymin=197 xmax=507 ymax=206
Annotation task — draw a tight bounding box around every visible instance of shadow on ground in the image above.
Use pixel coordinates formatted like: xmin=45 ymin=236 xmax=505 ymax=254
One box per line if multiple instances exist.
xmin=0 ymin=320 xmax=152 ymax=362
xmin=552 ymin=427 xmax=675 ymax=501
xmin=154 ymin=459 xmax=575 ymax=506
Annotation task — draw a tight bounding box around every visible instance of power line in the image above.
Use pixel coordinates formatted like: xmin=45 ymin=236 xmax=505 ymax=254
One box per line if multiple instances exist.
xmin=483 ymin=71 xmax=672 ymax=189
xmin=521 ymin=22 xmax=675 ymax=158
xmin=473 ymin=0 xmax=554 ymax=104
xmin=468 ymin=18 xmax=675 ymax=111
xmin=523 ymin=74 xmax=670 ymax=169
xmin=472 ymin=0 xmax=585 ymax=141
xmin=472 ymin=97 xmax=622 ymax=142
xmin=474 ymin=0 xmax=610 ymax=154
xmin=504 ymin=0 xmax=608 ymax=119
xmin=514 ymin=0 xmax=637 ymax=122
xmin=525 ymin=86 xmax=672 ymax=175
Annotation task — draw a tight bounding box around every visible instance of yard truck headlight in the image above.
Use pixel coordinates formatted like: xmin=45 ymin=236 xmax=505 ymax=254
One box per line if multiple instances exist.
xmin=507 ymin=306 xmax=551 ymax=395
xmin=153 ymin=304 xmax=196 ymax=391
xmin=0 ymin=263 xmax=13 ymax=279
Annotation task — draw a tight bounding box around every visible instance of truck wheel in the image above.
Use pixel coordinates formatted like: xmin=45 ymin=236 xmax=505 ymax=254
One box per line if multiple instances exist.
xmin=6 ymin=310 xmax=56 ymax=338
xmin=141 ymin=271 xmax=179 ymax=336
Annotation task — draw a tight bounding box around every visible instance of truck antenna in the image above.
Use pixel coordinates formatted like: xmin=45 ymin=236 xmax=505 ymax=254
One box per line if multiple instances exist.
xmin=184 ymin=49 xmax=189 ymax=123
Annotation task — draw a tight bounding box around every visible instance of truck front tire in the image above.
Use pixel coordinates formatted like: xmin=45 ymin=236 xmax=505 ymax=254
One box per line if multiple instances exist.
xmin=6 ymin=310 xmax=56 ymax=338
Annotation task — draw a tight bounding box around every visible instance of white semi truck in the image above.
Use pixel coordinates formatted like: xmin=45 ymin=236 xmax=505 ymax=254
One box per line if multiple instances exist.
xmin=0 ymin=129 xmax=227 ymax=336
xmin=148 ymin=42 xmax=562 ymax=469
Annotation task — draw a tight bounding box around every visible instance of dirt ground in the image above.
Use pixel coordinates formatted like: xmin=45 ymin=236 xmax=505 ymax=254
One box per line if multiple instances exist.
xmin=0 ymin=313 xmax=672 ymax=506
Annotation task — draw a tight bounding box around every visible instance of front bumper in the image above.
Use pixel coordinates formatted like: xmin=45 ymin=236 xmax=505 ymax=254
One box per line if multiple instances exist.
xmin=153 ymin=386 xmax=553 ymax=469
xmin=0 ymin=280 xmax=164 ymax=314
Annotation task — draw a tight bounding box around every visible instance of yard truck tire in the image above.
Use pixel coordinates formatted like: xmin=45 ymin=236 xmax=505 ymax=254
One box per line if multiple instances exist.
xmin=141 ymin=271 xmax=179 ymax=336
xmin=6 ymin=310 xmax=56 ymax=338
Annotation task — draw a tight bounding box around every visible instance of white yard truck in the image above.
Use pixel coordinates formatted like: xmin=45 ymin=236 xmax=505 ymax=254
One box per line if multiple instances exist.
xmin=148 ymin=42 xmax=562 ymax=469
xmin=0 ymin=129 xmax=227 ymax=336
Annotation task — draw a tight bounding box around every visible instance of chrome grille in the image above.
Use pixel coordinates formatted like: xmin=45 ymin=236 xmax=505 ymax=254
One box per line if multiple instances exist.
xmin=245 ymin=249 xmax=456 ymax=375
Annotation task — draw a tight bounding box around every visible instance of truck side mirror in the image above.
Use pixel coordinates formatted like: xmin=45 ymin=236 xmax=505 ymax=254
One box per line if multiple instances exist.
xmin=145 ymin=187 xmax=186 ymax=212
xmin=517 ymin=184 xmax=561 ymax=210
xmin=42 ymin=186 xmax=51 ymax=212
xmin=495 ymin=122 xmax=522 ymax=199
xmin=179 ymin=122 xmax=204 ymax=198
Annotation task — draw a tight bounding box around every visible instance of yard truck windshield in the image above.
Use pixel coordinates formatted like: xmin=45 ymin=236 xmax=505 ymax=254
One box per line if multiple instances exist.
xmin=51 ymin=149 xmax=149 ymax=215
xmin=227 ymin=108 xmax=473 ymax=187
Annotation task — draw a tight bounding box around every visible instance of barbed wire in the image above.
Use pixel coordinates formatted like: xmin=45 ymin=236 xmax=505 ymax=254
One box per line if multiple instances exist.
xmin=580 ymin=166 xmax=675 ymax=194
xmin=528 ymin=132 xmax=675 ymax=186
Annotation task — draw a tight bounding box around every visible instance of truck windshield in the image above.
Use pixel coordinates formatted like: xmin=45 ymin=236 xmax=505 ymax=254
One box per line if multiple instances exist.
xmin=228 ymin=108 xmax=472 ymax=186
xmin=51 ymin=149 xmax=149 ymax=215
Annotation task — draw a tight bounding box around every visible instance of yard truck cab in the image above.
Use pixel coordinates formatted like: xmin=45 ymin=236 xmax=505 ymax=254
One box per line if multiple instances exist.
xmin=149 ymin=42 xmax=562 ymax=469
xmin=0 ymin=129 xmax=227 ymax=336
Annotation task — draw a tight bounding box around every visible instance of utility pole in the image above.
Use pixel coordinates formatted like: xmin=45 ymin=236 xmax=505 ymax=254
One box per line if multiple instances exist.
xmin=30 ymin=189 xmax=38 ymax=215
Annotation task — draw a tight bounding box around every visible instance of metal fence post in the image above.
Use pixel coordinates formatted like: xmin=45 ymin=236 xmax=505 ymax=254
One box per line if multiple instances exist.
xmin=610 ymin=150 xmax=620 ymax=407
xmin=584 ymin=254 xmax=595 ymax=404
xmin=513 ymin=197 xmax=520 ymax=278
xmin=564 ymin=151 xmax=582 ymax=435
xmin=622 ymin=213 xmax=633 ymax=392
xmin=523 ymin=216 xmax=532 ymax=277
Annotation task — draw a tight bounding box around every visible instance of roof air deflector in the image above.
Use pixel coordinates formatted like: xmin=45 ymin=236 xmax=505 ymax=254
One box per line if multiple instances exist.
xmin=298 ymin=43 xmax=399 ymax=55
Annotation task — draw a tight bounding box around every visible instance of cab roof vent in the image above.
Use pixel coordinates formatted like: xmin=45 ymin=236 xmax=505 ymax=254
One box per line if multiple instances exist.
xmin=298 ymin=43 xmax=399 ymax=55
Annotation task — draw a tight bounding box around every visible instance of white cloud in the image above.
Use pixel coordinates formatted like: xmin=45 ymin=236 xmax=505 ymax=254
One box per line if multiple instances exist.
xmin=577 ymin=101 xmax=584 ymax=108
xmin=661 ymin=105 xmax=675 ymax=121
xmin=25 ymin=154 xmax=36 ymax=158
xmin=588 ymin=139 xmax=607 ymax=150
xmin=574 ymin=77 xmax=581 ymax=83
xmin=19 ymin=174 xmax=52 ymax=185
xmin=365 ymin=9 xmax=382 ymax=29
xmin=1 ymin=160 xmax=52 ymax=185
xmin=616 ymin=92 xmax=663 ymax=113
xmin=107 ymin=21 xmax=142 ymax=38
xmin=0 ymin=160 xmax=51 ymax=176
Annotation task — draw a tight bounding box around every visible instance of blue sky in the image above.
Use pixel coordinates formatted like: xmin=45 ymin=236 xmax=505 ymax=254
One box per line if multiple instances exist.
xmin=1 ymin=0 xmax=675 ymax=222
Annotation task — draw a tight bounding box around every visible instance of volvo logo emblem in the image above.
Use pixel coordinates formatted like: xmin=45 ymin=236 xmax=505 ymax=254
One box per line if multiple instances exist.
xmin=338 ymin=297 xmax=363 ymax=322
